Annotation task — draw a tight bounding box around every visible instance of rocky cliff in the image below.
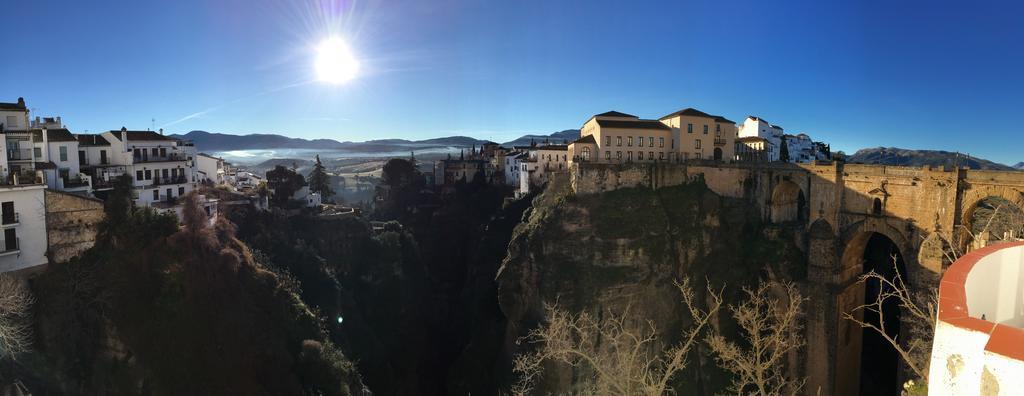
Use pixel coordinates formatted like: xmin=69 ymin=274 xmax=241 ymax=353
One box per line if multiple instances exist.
xmin=496 ymin=175 xmax=807 ymax=394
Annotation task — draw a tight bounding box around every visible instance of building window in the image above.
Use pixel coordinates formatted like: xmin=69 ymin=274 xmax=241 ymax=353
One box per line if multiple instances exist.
xmin=696 ymin=140 xmax=702 ymax=149
xmin=616 ymin=136 xmax=622 ymax=146
xmin=659 ymin=152 xmax=664 ymax=160
xmin=703 ymin=125 xmax=708 ymax=134
xmin=79 ymin=150 xmax=86 ymax=165
xmin=153 ymin=190 xmax=159 ymax=200
xmin=648 ymin=137 xmax=654 ymax=147
xmin=659 ymin=137 xmax=664 ymax=147
xmin=716 ymin=124 xmax=721 ymax=133
xmin=616 ymin=151 xmax=622 ymax=160
xmin=605 ymin=136 xmax=611 ymax=146
xmin=605 ymin=151 xmax=611 ymax=159
xmin=151 ymin=148 xmax=158 ymax=157
xmin=638 ymin=151 xmax=643 ymax=160
xmin=649 ymin=151 xmax=654 ymax=160
xmin=59 ymin=146 xmax=68 ymax=161
xmin=33 ymin=147 xmax=41 ymax=158
xmin=162 ymin=169 xmax=169 ymax=179
xmin=160 ymin=148 xmax=167 ymax=157
xmin=581 ymin=147 xmax=591 ymax=161
xmin=627 ymin=151 xmax=633 ymax=162
xmin=627 ymin=136 xmax=633 ymax=146
xmin=695 ymin=152 xmax=702 ymax=159
xmin=638 ymin=137 xmax=644 ymax=147
xmin=136 ymin=170 xmax=143 ymax=181
xmin=145 ymin=170 xmax=152 ymax=180
xmin=1 ymin=202 xmax=15 ymax=225
xmin=687 ymin=123 xmax=693 ymax=133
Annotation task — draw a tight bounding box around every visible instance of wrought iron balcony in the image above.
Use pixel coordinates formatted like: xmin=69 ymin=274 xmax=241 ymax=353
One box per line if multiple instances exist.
xmin=714 ymin=137 xmax=728 ymax=146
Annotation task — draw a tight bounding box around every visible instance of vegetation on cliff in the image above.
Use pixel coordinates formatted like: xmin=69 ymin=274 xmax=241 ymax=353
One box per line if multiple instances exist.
xmin=7 ymin=177 xmax=360 ymax=395
xmin=498 ymin=175 xmax=807 ymax=394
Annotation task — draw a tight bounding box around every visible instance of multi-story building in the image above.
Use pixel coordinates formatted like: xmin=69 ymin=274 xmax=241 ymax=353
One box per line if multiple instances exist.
xmin=196 ymin=153 xmax=227 ymax=185
xmin=658 ymin=108 xmax=737 ymax=162
xmin=518 ymin=144 xmax=568 ymax=196
xmin=738 ymin=116 xmax=785 ymax=163
xmin=504 ymin=151 xmax=526 ymax=188
xmin=32 ymin=127 xmax=91 ymax=194
xmin=568 ymin=111 xmax=673 ymax=164
xmin=81 ymin=128 xmax=196 ymax=207
xmin=735 ymin=136 xmax=773 ymax=163
xmin=0 ymin=98 xmax=51 ymax=273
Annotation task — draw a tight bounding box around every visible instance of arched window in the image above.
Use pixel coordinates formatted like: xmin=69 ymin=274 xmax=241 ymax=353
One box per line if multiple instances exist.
xmin=581 ymin=147 xmax=591 ymax=161
xmin=872 ymin=198 xmax=882 ymax=215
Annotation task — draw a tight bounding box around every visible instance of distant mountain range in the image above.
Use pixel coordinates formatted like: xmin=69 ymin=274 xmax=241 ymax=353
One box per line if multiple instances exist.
xmin=170 ymin=129 xmax=580 ymax=153
xmin=848 ymin=147 xmax=1020 ymax=171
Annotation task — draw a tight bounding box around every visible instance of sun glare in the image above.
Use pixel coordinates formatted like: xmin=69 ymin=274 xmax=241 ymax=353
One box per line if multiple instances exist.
xmin=315 ymin=37 xmax=358 ymax=84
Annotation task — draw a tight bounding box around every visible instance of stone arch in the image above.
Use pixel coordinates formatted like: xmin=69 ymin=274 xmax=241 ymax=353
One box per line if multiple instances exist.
xmin=770 ymin=180 xmax=805 ymax=224
xmin=834 ymin=221 xmax=913 ymax=395
xmin=960 ymin=194 xmax=1024 ymax=250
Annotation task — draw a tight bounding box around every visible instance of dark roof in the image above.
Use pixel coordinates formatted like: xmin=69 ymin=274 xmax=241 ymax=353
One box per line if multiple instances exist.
xmin=659 ymin=108 xmax=734 ymax=124
xmin=572 ymin=134 xmax=596 ymax=144
xmin=34 ymin=161 xmax=57 ymax=170
xmin=595 ymin=119 xmax=671 ymax=131
xmin=31 ymin=128 xmax=77 ymax=143
xmin=737 ymin=136 xmax=771 ymax=143
xmin=770 ymin=124 xmax=784 ymax=131
xmin=0 ymin=98 xmax=27 ymax=111
xmin=595 ymin=111 xmax=637 ymax=118
xmin=713 ymin=116 xmax=736 ymax=124
xmin=77 ymin=134 xmax=110 ymax=146
xmin=535 ymin=144 xmax=568 ymax=151
xmin=108 ymin=130 xmax=173 ymax=141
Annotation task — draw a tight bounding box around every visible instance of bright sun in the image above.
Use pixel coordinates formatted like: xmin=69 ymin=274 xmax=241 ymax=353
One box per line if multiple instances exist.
xmin=315 ymin=37 xmax=359 ymax=84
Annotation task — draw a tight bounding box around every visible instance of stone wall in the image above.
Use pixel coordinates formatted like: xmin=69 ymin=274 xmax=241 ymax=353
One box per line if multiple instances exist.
xmin=45 ymin=190 xmax=104 ymax=263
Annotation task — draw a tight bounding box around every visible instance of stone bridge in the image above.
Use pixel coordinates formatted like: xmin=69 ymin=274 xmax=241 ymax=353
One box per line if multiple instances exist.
xmin=569 ymin=161 xmax=1024 ymax=395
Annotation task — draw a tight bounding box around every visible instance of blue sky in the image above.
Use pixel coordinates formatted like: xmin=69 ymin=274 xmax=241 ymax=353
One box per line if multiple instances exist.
xmin=2 ymin=0 xmax=1023 ymax=163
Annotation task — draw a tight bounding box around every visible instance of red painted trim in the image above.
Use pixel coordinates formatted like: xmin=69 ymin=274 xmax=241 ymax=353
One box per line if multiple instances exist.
xmin=937 ymin=241 xmax=1024 ymax=360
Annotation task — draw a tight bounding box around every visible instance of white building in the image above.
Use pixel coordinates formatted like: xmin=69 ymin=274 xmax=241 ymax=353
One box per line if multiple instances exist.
xmin=517 ymin=144 xmax=568 ymax=197
xmin=80 ymin=128 xmax=196 ymax=208
xmin=0 ymin=98 xmax=51 ymax=273
xmin=929 ymin=241 xmax=1024 ymax=395
xmin=196 ymin=153 xmax=226 ymax=185
xmin=32 ymin=127 xmax=91 ymax=194
xmin=738 ymin=116 xmax=784 ymax=162
xmin=504 ymin=151 xmax=526 ymax=189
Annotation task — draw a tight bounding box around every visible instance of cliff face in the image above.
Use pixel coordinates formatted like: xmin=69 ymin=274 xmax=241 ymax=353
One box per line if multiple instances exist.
xmin=496 ymin=176 xmax=806 ymax=394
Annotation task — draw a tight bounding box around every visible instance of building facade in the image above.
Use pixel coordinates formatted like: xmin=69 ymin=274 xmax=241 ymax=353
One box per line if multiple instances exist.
xmin=658 ymin=108 xmax=736 ymax=162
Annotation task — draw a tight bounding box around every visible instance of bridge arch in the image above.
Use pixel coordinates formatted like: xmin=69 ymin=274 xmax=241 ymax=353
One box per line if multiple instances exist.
xmin=834 ymin=220 xmax=913 ymax=395
xmin=960 ymin=194 xmax=1024 ymax=250
xmin=770 ymin=179 xmax=806 ymax=224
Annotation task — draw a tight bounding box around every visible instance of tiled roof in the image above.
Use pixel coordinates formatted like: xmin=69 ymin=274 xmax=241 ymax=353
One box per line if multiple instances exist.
xmin=595 ymin=111 xmax=637 ymax=118
xmin=0 ymin=99 xmax=27 ymax=111
xmin=108 ymin=130 xmax=173 ymax=141
xmin=77 ymin=134 xmax=110 ymax=146
xmin=595 ymin=119 xmax=670 ymax=130
xmin=659 ymin=108 xmax=734 ymax=124
xmin=572 ymin=134 xmax=596 ymax=144
xmin=31 ymin=128 xmax=78 ymax=143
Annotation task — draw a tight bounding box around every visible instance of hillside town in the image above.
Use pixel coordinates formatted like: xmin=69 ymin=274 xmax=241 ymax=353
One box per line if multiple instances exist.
xmin=433 ymin=108 xmax=832 ymax=197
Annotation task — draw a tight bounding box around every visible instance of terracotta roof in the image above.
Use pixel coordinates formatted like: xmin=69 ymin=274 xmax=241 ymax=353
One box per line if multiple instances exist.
xmin=659 ymin=108 xmax=735 ymax=124
xmin=595 ymin=111 xmax=637 ymax=118
xmin=77 ymin=134 xmax=110 ymax=146
xmin=108 ymin=130 xmax=173 ymax=141
xmin=0 ymin=98 xmax=27 ymax=111
xmin=572 ymin=135 xmax=596 ymax=144
xmin=595 ymin=119 xmax=670 ymax=130
xmin=31 ymin=128 xmax=78 ymax=143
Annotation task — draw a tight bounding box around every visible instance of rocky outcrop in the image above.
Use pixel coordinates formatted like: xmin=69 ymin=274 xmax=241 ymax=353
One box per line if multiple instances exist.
xmin=496 ymin=175 xmax=806 ymax=394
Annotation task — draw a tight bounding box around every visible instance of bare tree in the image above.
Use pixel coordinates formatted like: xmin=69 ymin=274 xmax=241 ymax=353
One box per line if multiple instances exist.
xmin=843 ymin=256 xmax=937 ymax=383
xmin=0 ymin=274 xmax=34 ymax=359
xmin=511 ymin=279 xmax=723 ymax=396
xmin=707 ymin=281 xmax=805 ymax=396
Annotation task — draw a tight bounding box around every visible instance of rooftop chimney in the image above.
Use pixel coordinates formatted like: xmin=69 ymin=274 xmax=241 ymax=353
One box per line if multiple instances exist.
xmin=16 ymin=97 xmax=24 ymax=107
xmin=159 ymin=128 xmax=164 ymax=135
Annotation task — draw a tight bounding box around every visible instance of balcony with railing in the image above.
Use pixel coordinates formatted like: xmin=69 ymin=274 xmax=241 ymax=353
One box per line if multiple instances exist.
xmin=153 ymin=175 xmax=188 ymax=186
xmin=714 ymin=137 xmax=728 ymax=146
xmin=61 ymin=174 xmax=91 ymax=190
xmin=0 ymin=170 xmax=44 ymax=187
xmin=6 ymin=148 xmax=33 ymax=161
xmin=0 ymin=237 xmax=19 ymax=256
xmin=133 ymin=152 xmax=189 ymax=163
xmin=1 ymin=212 xmax=18 ymax=227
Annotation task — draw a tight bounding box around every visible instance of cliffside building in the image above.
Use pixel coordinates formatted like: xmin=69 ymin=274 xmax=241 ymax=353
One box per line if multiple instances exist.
xmin=568 ymin=108 xmax=737 ymax=165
